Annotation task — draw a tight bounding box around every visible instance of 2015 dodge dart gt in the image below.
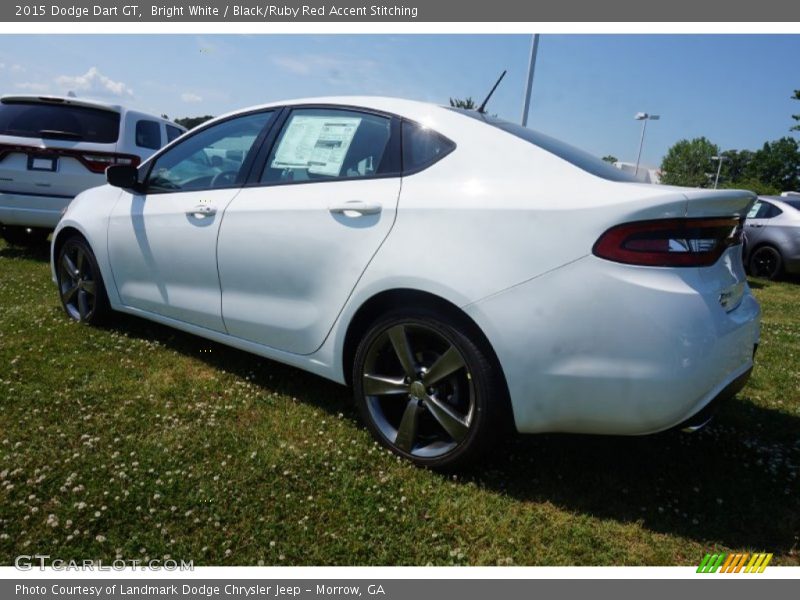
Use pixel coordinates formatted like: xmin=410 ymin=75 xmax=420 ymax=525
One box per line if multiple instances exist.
xmin=50 ymin=97 xmax=761 ymax=469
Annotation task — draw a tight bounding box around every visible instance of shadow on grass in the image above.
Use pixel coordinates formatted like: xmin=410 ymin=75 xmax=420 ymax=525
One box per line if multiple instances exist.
xmin=475 ymin=410 xmax=799 ymax=556
xmin=0 ymin=242 xmax=50 ymax=263
xmin=108 ymin=312 xmax=799 ymax=557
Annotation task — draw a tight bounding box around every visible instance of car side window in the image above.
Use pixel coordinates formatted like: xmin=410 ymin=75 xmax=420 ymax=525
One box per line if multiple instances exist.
xmin=135 ymin=120 xmax=162 ymax=150
xmin=402 ymin=120 xmax=455 ymax=173
xmin=260 ymin=108 xmax=394 ymax=184
xmin=750 ymin=201 xmax=782 ymax=219
xmin=146 ymin=111 xmax=273 ymax=193
xmin=165 ymin=124 xmax=184 ymax=143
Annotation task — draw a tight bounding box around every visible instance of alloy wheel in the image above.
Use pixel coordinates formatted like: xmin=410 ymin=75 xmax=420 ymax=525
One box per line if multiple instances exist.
xmin=750 ymin=247 xmax=781 ymax=279
xmin=361 ymin=322 xmax=475 ymax=459
xmin=58 ymin=243 xmax=98 ymax=321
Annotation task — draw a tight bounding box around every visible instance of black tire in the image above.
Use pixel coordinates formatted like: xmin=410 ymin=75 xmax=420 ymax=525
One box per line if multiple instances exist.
xmin=749 ymin=245 xmax=783 ymax=280
xmin=55 ymin=235 xmax=111 ymax=325
xmin=352 ymin=308 xmax=507 ymax=470
xmin=1 ymin=225 xmax=50 ymax=246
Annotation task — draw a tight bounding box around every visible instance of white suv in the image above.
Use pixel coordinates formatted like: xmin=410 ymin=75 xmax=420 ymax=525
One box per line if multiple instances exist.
xmin=0 ymin=95 xmax=185 ymax=245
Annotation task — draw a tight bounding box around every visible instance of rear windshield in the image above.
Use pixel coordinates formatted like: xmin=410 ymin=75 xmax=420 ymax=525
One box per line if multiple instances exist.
xmin=0 ymin=100 xmax=120 ymax=143
xmin=783 ymin=199 xmax=800 ymax=211
xmin=448 ymin=108 xmax=638 ymax=183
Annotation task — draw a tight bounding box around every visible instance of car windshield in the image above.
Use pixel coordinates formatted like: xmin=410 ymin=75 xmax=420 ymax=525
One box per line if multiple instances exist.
xmin=0 ymin=100 xmax=120 ymax=143
xmin=448 ymin=108 xmax=639 ymax=183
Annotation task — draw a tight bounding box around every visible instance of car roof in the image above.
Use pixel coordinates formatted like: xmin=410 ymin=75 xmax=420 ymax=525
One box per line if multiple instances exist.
xmin=213 ymin=96 xmax=452 ymax=126
xmin=758 ymin=196 xmax=800 ymax=212
xmin=1 ymin=94 xmax=126 ymax=113
xmin=1 ymin=94 xmax=186 ymax=129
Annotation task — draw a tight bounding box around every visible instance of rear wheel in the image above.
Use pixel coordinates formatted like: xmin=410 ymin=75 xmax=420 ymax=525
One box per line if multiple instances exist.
xmin=749 ymin=245 xmax=783 ymax=280
xmin=353 ymin=309 xmax=505 ymax=470
xmin=1 ymin=225 xmax=50 ymax=246
xmin=56 ymin=235 xmax=111 ymax=325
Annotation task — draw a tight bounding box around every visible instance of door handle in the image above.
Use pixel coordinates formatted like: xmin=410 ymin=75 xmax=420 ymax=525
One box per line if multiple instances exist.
xmin=329 ymin=200 xmax=382 ymax=216
xmin=187 ymin=204 xmax=217 ymax=218
xmin=746 ymin=223 xmax=763 ymax=228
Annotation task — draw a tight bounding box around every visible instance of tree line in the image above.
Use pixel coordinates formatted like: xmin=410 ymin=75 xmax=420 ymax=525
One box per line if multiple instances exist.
xmin=658 ymin=89 xmax=800 ymax=193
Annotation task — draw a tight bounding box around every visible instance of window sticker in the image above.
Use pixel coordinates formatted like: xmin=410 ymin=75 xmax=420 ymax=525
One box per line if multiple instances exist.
xmin=271 ymin=115 xmax=362 ymax=177
xmin=747 ymin=202 xmax=761 ymax=218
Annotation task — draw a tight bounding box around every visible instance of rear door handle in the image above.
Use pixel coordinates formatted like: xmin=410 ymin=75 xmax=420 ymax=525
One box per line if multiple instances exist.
xmin=187 ymin=204 xmax=217 ymax=218
xmin=329 ymin=200 xmax=382 ymax=216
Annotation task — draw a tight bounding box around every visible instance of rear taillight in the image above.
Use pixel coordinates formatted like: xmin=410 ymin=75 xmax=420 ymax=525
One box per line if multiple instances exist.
xmin=593 ymin=217 xmax=743 ymax=267
xmin=79 ymin=153 xmax=139 ymax=174
xmin=0 ymin=143 xmax=139 ymax=174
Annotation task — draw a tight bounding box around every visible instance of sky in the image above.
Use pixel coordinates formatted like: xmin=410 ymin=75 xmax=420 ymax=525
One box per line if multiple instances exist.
xmin=1 ymin=34 xmax=799 ymax=167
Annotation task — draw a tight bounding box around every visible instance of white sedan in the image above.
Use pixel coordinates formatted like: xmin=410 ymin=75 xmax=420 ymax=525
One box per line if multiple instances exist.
xmin=51 ymin=97 xmax=761 ymax=469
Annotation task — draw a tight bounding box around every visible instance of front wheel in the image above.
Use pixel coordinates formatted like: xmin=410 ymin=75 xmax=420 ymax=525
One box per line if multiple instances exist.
xmin=749 ymin=245 xmax=783 ymax=280
xmin=352 ymin=309 xmax=506 ymax=470
xmin=56 ymin=235 xmax=111 ymax=325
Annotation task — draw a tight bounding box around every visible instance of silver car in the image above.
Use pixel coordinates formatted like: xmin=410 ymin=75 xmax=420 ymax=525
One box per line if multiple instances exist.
xmin=743 ymin=196 xmax=800 ymax=279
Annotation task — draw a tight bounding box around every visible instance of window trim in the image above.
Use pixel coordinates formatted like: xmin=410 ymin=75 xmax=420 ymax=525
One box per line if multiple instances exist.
xmin=140 ymin=108 xmax=279 ymax=195
xmin=245 ymin=104 xmax=403 ymax=189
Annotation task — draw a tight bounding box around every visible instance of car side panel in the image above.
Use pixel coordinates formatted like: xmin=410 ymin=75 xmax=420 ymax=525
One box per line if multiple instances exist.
xmin=758 ymin=223 xmax=800 ymax=273
xmin=463 ymin=249 xmax=760 ymax=434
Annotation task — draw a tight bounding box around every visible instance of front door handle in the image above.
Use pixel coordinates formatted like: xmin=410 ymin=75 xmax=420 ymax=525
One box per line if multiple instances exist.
xmin=329 ymin=200 xmax=382 ymax=216
xmin=187 ymin=204 xmax=217 ymax=218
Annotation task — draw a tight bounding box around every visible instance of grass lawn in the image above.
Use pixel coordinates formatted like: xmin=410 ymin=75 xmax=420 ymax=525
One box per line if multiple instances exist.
xmin=0 ymin=239 xmax=797 ymax=566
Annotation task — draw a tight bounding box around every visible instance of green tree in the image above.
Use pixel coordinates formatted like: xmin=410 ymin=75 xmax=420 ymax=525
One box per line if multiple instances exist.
xmin=449 ymin=97 xmax=476 ymax=110
xmin=601 ymin=155 xmax=618 ymax=164
xmin=718 ymin=178 xmax=781 ymax=196
xmin=660 ymin=137 xmax=719 ymax=188
xmin=174 ymin=115 xmax=214 ymax=130
xmin=791 ymin=89 xmax=800 ymax=131
xmin=749 ymin=137 xmax=800 ymax=192
xmin=716 ymin=149 xmax=752 ymax=182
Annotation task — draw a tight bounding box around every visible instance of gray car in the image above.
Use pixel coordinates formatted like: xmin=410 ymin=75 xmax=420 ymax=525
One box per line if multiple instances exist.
xmin=743 ymin=196 xmax=800 ymax=279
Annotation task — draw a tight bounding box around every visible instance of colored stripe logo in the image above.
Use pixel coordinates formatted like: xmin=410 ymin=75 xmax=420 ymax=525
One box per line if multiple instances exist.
xmin=697 ymin=552 xmax=773 ymax=573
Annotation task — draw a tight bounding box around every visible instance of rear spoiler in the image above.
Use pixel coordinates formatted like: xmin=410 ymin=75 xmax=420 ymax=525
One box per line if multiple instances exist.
xmin=682 ymin=188 xmax=756 ymax=219
xmin=0 ymin=95 xmax=122 ymax=114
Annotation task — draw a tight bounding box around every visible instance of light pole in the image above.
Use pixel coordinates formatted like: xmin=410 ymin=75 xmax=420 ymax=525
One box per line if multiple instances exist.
xmin=711 ymin=155 xmax=729 ymax=189
xmin=520 ymin=34 xmax=540 ymax=127
xmin=634 ymin=112 xmax=660 ymax=178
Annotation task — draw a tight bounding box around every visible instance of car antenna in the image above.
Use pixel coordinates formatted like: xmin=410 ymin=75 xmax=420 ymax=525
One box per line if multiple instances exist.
xmin=477 ymin=70 xmax=507 ymax=114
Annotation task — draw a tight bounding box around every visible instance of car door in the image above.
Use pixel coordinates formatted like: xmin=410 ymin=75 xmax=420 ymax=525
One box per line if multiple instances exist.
xmin=217 ymin=106 xmax=402 ymax=354
xmin=744 ymin=200 xmax=778 ymax=252
xmin=107 ymin=110 xmax=275 ymax=331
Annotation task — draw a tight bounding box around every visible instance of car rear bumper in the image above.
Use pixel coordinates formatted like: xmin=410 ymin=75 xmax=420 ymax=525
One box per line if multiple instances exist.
xmin=0 ymin=191 xmax=72 ymax=228
xmin=673 ymin=364 xmax=753 ymax=432
xmin=464 ymin=251 xmax=761 ymax=435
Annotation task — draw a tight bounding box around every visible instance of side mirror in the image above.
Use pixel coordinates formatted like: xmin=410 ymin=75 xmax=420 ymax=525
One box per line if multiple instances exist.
xmin=106 ymin=164 xmax=141 ymax=191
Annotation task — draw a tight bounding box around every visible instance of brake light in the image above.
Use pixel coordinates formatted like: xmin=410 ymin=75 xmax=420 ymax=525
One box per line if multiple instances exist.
xmin=593 ymin=217 xmax=743 ymax=267
xmin=0 ymin=143 xmax=140 ymax=174
xmin=79 ymin=153 xmax=140 ymax=173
